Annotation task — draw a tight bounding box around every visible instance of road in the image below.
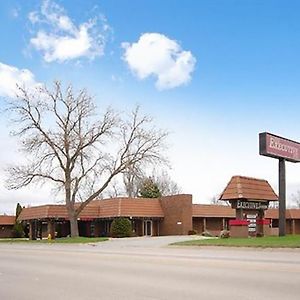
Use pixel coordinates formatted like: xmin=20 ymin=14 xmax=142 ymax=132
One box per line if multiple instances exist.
xmin=0 ymin=236 xmax=300 ymax=300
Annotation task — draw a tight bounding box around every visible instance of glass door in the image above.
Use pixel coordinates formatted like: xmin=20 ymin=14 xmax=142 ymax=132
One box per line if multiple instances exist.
xmin=144 ymin=220 xmax=152 ymax=236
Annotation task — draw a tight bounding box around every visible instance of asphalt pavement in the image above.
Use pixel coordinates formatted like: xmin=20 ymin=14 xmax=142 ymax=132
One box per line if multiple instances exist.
xmin=0 ymin=236 xmax=300 ymax=300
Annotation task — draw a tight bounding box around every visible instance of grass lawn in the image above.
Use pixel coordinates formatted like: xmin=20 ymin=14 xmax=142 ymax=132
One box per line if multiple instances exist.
xmin=0 ymin=237 xmax=109 ymax=244
xmin=172 ymin=235 xmax=300 ymax=248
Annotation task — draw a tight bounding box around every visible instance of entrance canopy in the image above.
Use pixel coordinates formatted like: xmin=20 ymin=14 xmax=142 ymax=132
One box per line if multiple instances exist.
xmin=219 ymin=175 xmax=278 ymax=202
xmin=219 ymin=175 xmax=278 ymax=237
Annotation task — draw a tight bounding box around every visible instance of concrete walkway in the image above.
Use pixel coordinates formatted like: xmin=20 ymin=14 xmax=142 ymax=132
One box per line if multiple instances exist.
xmin=96 ymin=235 xmax=201 ymax=249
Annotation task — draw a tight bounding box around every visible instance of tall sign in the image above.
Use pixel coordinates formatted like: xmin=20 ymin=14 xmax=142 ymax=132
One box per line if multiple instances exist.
xmin=259 ymin=132 xmax=300 ymax=236
xmin=259 ymin=132 xmax=300 ymax=162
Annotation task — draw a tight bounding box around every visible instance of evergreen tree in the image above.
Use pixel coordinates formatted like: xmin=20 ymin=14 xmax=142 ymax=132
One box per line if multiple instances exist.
xmin=13 ymin=203 xmax=24 ymax=238
xmin=16 ymin=203 xmax=22 ymax=219
xmin=139 ymin=177 xmax=162 ymax=198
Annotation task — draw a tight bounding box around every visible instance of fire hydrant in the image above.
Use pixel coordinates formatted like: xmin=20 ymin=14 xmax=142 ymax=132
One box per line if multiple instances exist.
xmin=47 ymin=233 xmax=52 ymax=241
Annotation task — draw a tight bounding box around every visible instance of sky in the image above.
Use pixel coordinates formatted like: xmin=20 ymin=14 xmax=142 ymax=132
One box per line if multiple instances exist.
xmin=1 ymin=0 xmax=300 ymax=214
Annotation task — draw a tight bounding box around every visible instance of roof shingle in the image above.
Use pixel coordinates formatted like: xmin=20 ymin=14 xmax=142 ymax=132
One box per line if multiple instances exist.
xmin=18 ymin=197 xmax=164 ymax=221
xmin=219 ymin=176 xmax=278 ymax=202
xmin=0 ymin=215 xmax=15 ymax=225
xmin=193 ymin=204 xmax=235 ymax=218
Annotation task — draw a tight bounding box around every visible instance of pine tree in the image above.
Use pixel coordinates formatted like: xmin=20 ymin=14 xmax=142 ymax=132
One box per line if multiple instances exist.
xmin=13 ymin=203 xmax=24 ymax=238
xmin=139 ymin=177 xmax=162 ymax=198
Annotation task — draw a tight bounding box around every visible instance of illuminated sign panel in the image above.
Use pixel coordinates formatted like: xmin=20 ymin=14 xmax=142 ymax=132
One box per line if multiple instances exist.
xmin=259 ymin=132 xmax=300 ymax=163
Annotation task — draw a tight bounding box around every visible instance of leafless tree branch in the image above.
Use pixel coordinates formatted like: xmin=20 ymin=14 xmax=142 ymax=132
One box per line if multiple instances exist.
xmin=6 ymin=82 xmax=168 ymax=237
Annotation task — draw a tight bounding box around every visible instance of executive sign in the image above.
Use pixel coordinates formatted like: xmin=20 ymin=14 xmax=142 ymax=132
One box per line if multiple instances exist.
xmin=237 ymin=200 xmax=268 ymax=210
xmin=232 ymin=200 xmax=269 ymax=210
xmin=259 ymin=132 xmax=300 ymax=162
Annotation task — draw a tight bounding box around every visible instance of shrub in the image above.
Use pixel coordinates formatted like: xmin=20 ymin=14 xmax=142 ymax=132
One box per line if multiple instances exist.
xmin=202 ymin=230 xmax=213 ymax=237
xmin=110 ymin=218 xmax=132 ymax=238
xmin=13 ymin=222 xmax=24 ymax=238
xmin=219 ymin=230 xmax=230 ymax=239
xmin=188 ymin=229 xmax=198 ymax=235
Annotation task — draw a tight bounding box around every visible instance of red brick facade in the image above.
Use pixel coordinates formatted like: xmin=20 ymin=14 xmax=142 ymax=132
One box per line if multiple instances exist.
xmin=2 ymin=194 xmax=300 ymax=239
xmin=0 ymin=225 xmax=14 ymax=238
xmin=159 ymin=194 xmax=193 ymax=235
xmin=0 ymin=216 xmax=15 ymax=238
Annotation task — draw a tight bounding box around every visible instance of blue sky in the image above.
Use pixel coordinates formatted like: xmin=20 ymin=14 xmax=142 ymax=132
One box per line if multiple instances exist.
xmin=1 ymin=0 xmax=300 ymax=213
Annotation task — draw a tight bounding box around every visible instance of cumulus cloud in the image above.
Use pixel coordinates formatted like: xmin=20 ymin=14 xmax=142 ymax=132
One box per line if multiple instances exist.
xmin=0 ymin=62 xmax=39 ymax=98
xmin=122 ymin=33 xmax=196 ymax=90
xmin=29 ymin=0 xmax=111 ymax=63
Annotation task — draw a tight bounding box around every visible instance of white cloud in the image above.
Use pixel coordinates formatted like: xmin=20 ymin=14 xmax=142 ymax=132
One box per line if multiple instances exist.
xmin=28 ymin=11 xmax=40 ymax=24
xmin=122 ymin=33 xmax=196 ymax=90
xmin=29 ymin=0 xmax=111 ymax=62
xmin=11 ymin=7 xmax=20 ymax=18
xmin=0 ymin=62 xmax=39 ymax=98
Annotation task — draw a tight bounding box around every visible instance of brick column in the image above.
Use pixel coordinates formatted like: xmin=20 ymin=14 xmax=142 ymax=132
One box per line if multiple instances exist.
xmin=47 ymin=220 xmax=55 ymax=240
xmin=292 ymin=219 xmax=296 ymax=235
xmin=229 ymin=220 xmax=249 ymax=238
xmin=236 ymin=208 xmax=243 ymax=219
xmin=94 ymin=222 xmax=101 ymax=237
xmin=203 ymin=218 xmax=206 ymax=232
xmin=29 ymin=220 xmax=36 ymax=240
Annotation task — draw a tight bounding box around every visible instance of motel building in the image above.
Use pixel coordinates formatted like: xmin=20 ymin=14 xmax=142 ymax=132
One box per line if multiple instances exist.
xmin=0 ymin=215 xmax=15 ymax=238
xmin=2 ymin=176 xmax=300 ymax=239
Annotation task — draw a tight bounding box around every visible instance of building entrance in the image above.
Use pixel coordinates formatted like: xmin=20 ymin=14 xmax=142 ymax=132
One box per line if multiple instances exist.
xmin=144 ymin=220 xmax=152 ymax=236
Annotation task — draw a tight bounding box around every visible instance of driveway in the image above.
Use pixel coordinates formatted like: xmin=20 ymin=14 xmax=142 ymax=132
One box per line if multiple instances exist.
xmin=95 ymin=235 xmax=201 ymax=249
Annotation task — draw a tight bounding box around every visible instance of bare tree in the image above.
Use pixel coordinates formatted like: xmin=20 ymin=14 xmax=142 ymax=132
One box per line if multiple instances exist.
xmin=152 ymin=170 xmax=181 ymax=196
xmin=106 ymin=179 xmax=122 ymax=198
xmin=210 ymin=195 xmax=230 ymax=206
xmin=291 ymin=191 xmax=300 ymax=208
xmin=6 ymin=82 xmax=168 ymax=237
xmin=210 ymin=196 xmax=220 ymax=205
xmin=269 ymin=201 xmax=279 ymax=209
xmin=122 ymin=161 xmax=145 ymax=197
xmin=123 ymin=167 xmax=180 ymax=198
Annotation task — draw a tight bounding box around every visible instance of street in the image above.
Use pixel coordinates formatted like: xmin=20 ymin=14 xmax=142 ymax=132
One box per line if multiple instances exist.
xmin=0 ymin=236 xmax=300 ymax=300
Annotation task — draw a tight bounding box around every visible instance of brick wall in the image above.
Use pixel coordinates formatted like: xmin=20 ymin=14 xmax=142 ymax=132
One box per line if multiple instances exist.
xmin=0 ymin=225 xmax=14 ymax=238
xmin=230 ymin=225 xmax=248 ymax=238
xmin=192 ymin=218 xmax=204 ymax=234
xmin=152 ymin=220 xmax=159 ymax=236
xmin=295 ymin=220 xmax=300 ymax=234
xmin=206 ymin=218 xmax=223 ymax=231
xmin=159 ymin=194 xmax=193 ymax=235
xmin=286 ymin=220 xmax=293 ymax=234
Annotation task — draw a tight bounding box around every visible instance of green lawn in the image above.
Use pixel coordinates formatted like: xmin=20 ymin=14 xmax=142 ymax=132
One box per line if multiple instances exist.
xmin=172 ymin=235 xmax=300 ymax=248
xmin=0 ymin=237 xmax=109 ymax=244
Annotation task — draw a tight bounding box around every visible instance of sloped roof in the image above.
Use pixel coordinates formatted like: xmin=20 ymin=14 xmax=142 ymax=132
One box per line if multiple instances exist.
xmin=0 ymin=215 xmax=15 ymax=225
xmin=265 ymin=209 xmax=300 ymax=219
xmin=121 ymin=198 xmax=164 ymax=217
xmin=289 ymin=209 xmax=300 ymax=219
xmin=219 ymin=176 xmax=278 ymax=202
xmin=18 ymin=197 xmax=164 ymax=221
xmin=18 ymin=205 xmax=67 ymax=221
xmin=265 ymin=209 xmax=279 ymax=219
xmin=76 ymin=203 xmax=100 ymax=218
xmin=193 ymin=204 xmax=235 ymax=218
xmin=265 ymin=209 xmax=290 ymax=219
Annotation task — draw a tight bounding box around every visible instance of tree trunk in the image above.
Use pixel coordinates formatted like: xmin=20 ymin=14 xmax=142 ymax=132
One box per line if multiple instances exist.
xmin=69 ymin=214 xmax=79 ymax=237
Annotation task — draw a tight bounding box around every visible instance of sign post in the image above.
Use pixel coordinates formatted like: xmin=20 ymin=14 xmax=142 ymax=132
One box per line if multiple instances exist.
xmin=278 ymin=158 xmax=286 ymax=236
xmin=259 ymin=132 xmax=300 ymax=236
